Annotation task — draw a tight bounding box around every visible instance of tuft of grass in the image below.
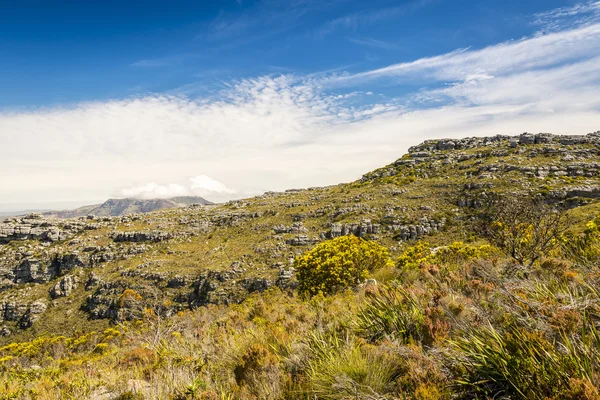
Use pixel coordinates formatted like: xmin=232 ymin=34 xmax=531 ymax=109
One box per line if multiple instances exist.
xmin=356 ymin=285 xmax=426 ymax=345
xmin=303 ymin=331 xmax=402 ymax=400
xmin=449 ymin=321 xmax=600 ymax=399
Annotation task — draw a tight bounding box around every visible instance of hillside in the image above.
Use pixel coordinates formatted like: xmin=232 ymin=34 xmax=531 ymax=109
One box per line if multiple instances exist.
xmin=41 ymin=196 xmax=213 ymax=218
xmin=1 ymin=132 xmax=600 ymax=399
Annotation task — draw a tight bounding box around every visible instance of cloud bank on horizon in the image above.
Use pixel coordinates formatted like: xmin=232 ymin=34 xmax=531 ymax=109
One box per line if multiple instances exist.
xmin=0 ymin=1 xmax=599 ymax=207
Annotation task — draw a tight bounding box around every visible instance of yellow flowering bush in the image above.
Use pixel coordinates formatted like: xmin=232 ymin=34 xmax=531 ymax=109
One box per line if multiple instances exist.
xmin=296 ymin=236 xmax=393 ymax=297
xmin=397 ymin=241 xmax=432 ymax=270
xmin=397 ymin=241 xmax=494 ymax=271
xmin=560 ymin=215 xmax=600 ymax=264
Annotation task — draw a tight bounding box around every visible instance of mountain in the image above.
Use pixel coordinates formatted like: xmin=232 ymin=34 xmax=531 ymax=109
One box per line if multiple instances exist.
xmin=1 ymin=132 xmax=600 ymax=398
xmin=41 ymin=196 xmax=213 ymax=218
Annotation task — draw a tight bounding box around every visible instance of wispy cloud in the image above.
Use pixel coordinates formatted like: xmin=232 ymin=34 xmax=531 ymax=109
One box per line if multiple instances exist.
xmin=130 ymin=53 xmax=205 ymax=68
xmin=315 ymin=0 xmax=435 ymax=38
xmin=117 ymin=175 xmax=236 ymax=201
xmin=533 ymin=0 xmax=600 ymax=34
xmin=200 ymin=0 xmax=339 ymax=43
xmin=1 ymin=6 xmax=600 ymax=206
xmin=328 ymin=23 xmax=600 ymax=85
xmin=347 ymin=36 xmax=399 ymax=50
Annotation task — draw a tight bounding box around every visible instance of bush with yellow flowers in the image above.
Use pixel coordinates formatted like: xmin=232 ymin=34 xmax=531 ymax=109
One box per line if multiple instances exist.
xmin=295 ymin=235 xmax=393 ymax=297
xmin=397 ymin=241 xmax=495 ymax=271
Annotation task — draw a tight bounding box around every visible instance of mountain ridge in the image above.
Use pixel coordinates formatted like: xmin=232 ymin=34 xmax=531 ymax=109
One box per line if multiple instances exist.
xmin=40 ymin=196 xmax=213 ymax=218
xmin=1 ymin=131 xmax=600 ymax=398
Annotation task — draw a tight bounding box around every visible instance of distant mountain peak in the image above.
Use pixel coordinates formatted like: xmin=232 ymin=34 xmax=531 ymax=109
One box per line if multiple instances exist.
xmin=43 ymin=196 xmax=213 ymax=218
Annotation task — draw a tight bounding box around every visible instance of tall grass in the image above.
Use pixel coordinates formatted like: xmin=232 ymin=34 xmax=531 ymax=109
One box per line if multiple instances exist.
xmin=450 ymin=319 xmax=600 ymax=399
xmin=356 ymin=286 xmax=426 ymax=344
xmin=302 ymin=331 xmax=402 ymax=400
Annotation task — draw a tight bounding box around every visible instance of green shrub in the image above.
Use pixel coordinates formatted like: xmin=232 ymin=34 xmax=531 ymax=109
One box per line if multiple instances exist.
xmin=397 ymin=241 xmax=432 ymax=271
xmin=295 ymin=236 xmax=392 ymax=297
xmin=476 ymin=195 xmax=568 ymax=266
xmin=449 ymin=323 xmax=598 ymax=399
xmin=304 ymin=332 xmax=402 ymax=399
xmin=357 ymin=285 xmax=426 ymax=344
xmin=397 ymin=241 xmax=494 ymax=272
xmin=561 ymin=215 xmax=600 ymax=266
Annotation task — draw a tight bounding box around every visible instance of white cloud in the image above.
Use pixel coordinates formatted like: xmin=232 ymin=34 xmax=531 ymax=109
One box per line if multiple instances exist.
xmin=328 ymin=23 xmax=600 ymax=85
xmin=115 ymin=175 xmax=237 ymax=202
xmin=347 ymin=37 xmax=399 ymax=50
xmin=190 ymin=175 xmax=236 ymax=195
xmin=533 ymin=0 xmax=600 ymax=34
xmin=117 ymin=182 xmax=191 ymax=199
xmin=1 ymin=14 xmax=600 ymax=208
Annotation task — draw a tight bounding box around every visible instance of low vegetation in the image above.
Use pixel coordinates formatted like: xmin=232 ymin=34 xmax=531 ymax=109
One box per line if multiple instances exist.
xmin=295 ymin=235 xmax=392 ymax=297
xmin=2 ymin=133 xmax=600 ymax=398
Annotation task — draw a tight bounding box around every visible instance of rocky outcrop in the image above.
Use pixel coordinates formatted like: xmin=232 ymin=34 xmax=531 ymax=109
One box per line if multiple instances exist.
xmin=188 ymin=270 xmax=244 ymax=307
xmin=0 ymin=213 xmax=102 ymax=244
xmin=324 ymin=219 xmax=380 ymax=239
xmin=381 ymin=216 xmax=446 ymax=241
xmin=0 ymin=300 xmax=46 ymax=329
xmin=112 ymin=231 xmax=173 ymax=243
xmin=52 ymin=252 xmax=88 ymax=274
xmin=241 ymin=277 xmax=272 ymax=293
xmin=20 ymin=301 xmax=47 ymax=329
xmin=408 ymin=132 xmax=600 ymax=154
xmin=272 ymin=222 xmax=307 ymax=234
xmin=1 ymin=215 xmax=66 ymax=243
xmin=362 ymin=131 xmax=600 ymax=182
xmin=276 ymin=267 xmax=298 ymax=290
xmin=50 ymin=275 xmax=78 ymax=298
xmin=285 ymin=235 xmax=320 ymax=246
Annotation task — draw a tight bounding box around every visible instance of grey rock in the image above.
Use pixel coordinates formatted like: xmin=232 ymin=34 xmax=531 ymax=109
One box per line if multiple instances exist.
xmin=286 ymin=235 xmax=319 ymax=246
xmin=50 ymin=275 xmax=78 ymax=298
xmin=241 ymin=277 xmax=272 ymax=293
xmin=19 ymin=300 xmax=47 ymax=329
xmin=112 ymin=231 xmax=173 ymax=243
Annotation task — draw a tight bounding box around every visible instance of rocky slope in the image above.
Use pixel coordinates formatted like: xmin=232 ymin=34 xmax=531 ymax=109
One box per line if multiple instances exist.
xmin=41 ymin=196 xmax=213 ymax=218
xmin=1 ymin=131 xmax=599 ymax=341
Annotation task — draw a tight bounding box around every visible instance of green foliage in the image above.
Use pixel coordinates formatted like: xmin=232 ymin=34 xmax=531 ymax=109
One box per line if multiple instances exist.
xmin=477 ymin=195 xmax=568 ymax=266
xmin=357 ymin=285 xmax=426 ymax=344
xmin=450 ymin=322 xmax=600 ymax=399
xmin=561 ymin=215 xmax=600 ymax=265
xmin=397 ymin=241 xmax=494 ymax=271
xmin=397 ymin=241 xmax=432 ymax=270
xmin=295 ymin=236 xmax=392 ymax=297
xmin=304 ymin=332 xmax=402 ymax=399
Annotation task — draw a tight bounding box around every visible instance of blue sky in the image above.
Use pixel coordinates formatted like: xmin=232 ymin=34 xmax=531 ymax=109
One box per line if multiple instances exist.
xmin=0 ymin=0 xmax=577 ymax=107
xmin=1 ymin=0 xmax=600 ymax=210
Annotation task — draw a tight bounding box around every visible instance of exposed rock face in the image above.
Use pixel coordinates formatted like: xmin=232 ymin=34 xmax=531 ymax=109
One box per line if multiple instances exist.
xmin=0 ymin=214 xmax=103 ymax=244
xmin=0 ymin=302 xmax=28 ymax=322
xmin=20 ymin=301 xmax=47 ymax=328
xmin=241 ymin=277 xmax=272 ymax=293
xmin=189 ymin=270 xmax=243 ymax=307
xmin=383 ymin=216 xmax=446 ymax=241
xmin=285 ymin=235 xmax=319 ymax=246
xmin=13 ymin=258 xmax=50 ymax=283
xmin=550 ymin=186 xmax=600 ymax=199
xmin=50 ymin=275 xmax=78 ymax=298
xmin=324 ymin=219 xmax=380 ymax=239
xmin=1 ymin=214 xmax=67 ymax=243
xmin=273 ymin=222 xmax=307 ymax=234
xmin=52 ymin=252 xmax=88 ymax=274
xmin=112 ymin=231 xmax=173 ymax=243
xmin=276 ymin=267 xmax=298 ymax=290
xmin=408 ymin=132 xmax=599 ymax=154
xmin=0 ymin=300 xmax=46 ymax=329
